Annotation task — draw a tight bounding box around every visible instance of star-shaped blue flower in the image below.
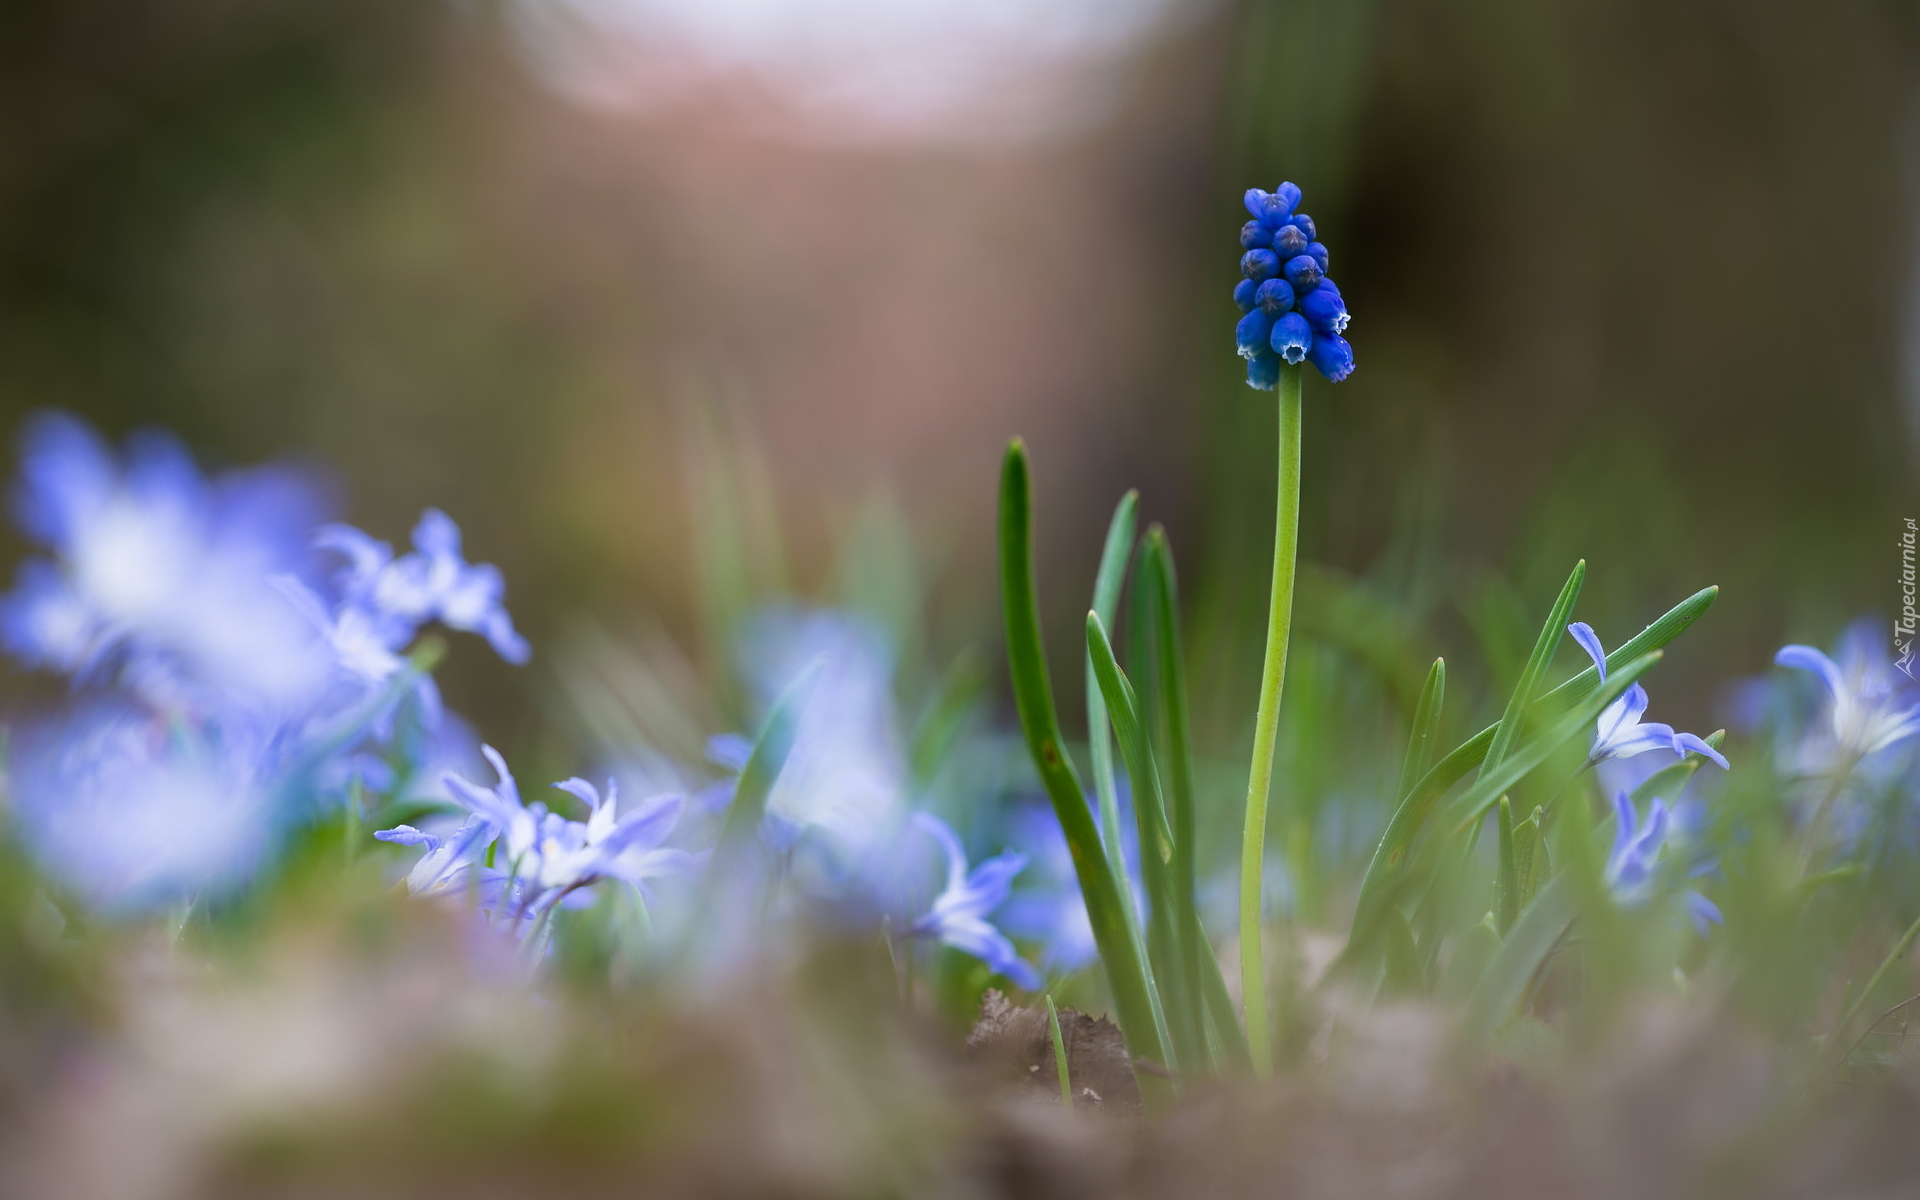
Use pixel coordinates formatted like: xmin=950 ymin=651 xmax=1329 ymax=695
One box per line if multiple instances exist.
xmin=1569 ymin=622 xmax=1729 ymax=769
xmin=906 ymin=813 xmax=1040 ymax=990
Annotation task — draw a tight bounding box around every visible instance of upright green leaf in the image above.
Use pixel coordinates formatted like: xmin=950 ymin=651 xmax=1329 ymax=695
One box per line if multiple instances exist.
xmin=1087 ymin=492 xmax=1141 ymax=918
xmin=1397 ymin=658 xmax=1446 ymax=806
xmin=1046 ymin=995 xmax=1073 ymax=1108
xmin=1460 ymin=872 xmax=1578 ymax=1051
xmin=1485 ymin=561 xmax=1586 ymax=773
xmin=1495 ymin=797 xmax=1521 ymax=936
xmin=1087 ymin=610 xmax=1189 ymax=1074
xmin=998 ymin=441 xmax=1172 ymax=1104
xmin=1142 ymin=527 xmax=1212 ymax=1073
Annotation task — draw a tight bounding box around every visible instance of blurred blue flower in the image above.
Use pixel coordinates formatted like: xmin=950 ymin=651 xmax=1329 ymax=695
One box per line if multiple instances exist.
xmin=905 ymin=812 xmax=1039 ymax=990
xmin=9 ymin=705 xmax=278 ymax=911
xmin=313 ymin=508 xmax=530 ymax=667
xmin=737 ymin=610 xmax=910 ymax=887
xmin=1776 ymin=633 xmax=1920 ymax=763
xmin=0 ymin=412 xmax=333 ymax=711
xmin=1000 ymin=791 xmax=1144 ymax=973
xmin=0 ymin=412 xmax=536 ymax=915
xmin=1235 ymin=183 xmax=1353 ymax=387
xmin=1605 ymin=791 xmax=1721 ymax=933
xmin=1569 ymin=622 xmax=1729 ymax=769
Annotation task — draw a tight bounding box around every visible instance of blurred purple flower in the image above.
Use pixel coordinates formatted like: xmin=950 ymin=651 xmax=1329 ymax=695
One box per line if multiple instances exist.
xmin=9 ymin=705 xmax=278 ymax=911
xmin=735 ymin=609 xmax=911 ymax=892
xmin=1776 ymin=633 xmax=1920 ymax=763
xmin=905 ymin=812 xmax=1039 ymax=990
xmin=0 ymin=412 xmax=333 ymax=712
xmin=1605 ymin=791 xmax=1721 ymax=934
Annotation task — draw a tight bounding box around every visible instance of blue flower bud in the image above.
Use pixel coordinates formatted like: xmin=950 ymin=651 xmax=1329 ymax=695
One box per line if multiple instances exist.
xmin=1273 ymin=224 xmax=1309 ymax=259
xmin=1241 ymin=249 xmax=1281 ymax=282
xmin=1307 ymin=241 xmax=1329 ymax=273
xmin=1288 ymin=213 xmax=1316 ymax=241
xmin=1240 ymin=221 xmax=1273 ymax=250
xmin=1307 ymin=331 xmax=1354 ymax=382
xmin=1243 ymin=188 xmax=1273 ymax=220
xmin=1246 ymin=351 xmax=1281 ymax=391
xmin=1233 ymin=278 xmax=1258 ymax=313
xmin=1273 ymin=181 xmax=1303 ymax=215
xmin=1282 ymin=254 xmax=1322 ymax=292
xmin=1270 ymin=312 xmax=1311 ymax=365
xmin=1255 ymin=278 xmax=1295 ymax=316
xmin=1299 ymin=284 xmax=1348 ymax=335
xmin=1236 ymin=309 xmax=1276 ymax=359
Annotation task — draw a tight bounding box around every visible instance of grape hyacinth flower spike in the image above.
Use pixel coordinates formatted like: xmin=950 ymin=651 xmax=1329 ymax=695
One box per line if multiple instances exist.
xmin=1236 ymin=183 xmax=1352 ymax=388
xmin=1569 ymin=622 xmax=1730 ymax=769
xmin=1233 ymin=180 xmax=1351 ymax=1075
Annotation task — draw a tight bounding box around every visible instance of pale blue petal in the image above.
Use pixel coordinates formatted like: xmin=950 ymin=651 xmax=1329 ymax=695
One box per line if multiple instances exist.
xmin=1671 ymin=732 xmax=1730 ymax=769
xmin=1567 ymin=621 xmax=1607 ymax=681
xmin=1775 ymin=645 xmax=1846 ymax=700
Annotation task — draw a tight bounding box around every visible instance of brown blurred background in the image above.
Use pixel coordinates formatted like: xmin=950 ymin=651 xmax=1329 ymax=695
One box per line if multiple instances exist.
xmin=3 ymin=0 xmax=1917 ymax=751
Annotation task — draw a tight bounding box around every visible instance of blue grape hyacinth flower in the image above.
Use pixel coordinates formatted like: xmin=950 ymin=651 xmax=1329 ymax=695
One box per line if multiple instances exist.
xmin=1569 ymin=622 xmax=1730 ymax=769
xmin=1236 ymin=182 xmax=1353 ymax=388
xmin=905 ymin=812 xmax=1040 ymax=990
xmin=1605 ymin=791 xmax=1722 ymax=934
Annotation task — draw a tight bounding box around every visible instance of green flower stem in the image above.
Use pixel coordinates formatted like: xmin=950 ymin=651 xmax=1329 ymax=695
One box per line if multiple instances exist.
xmin=1240 ymin=362 xmax=1303 ymax=1078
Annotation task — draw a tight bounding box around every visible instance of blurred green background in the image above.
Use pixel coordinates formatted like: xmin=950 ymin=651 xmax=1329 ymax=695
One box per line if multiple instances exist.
xmin=3 ymin=0 xmax=1916 ymax=762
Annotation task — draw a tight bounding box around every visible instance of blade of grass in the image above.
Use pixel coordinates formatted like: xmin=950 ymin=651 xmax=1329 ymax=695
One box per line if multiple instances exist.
xmin=1088 ymin=610 xmax=1191 ymax=1076
xmin=1495 ymin=797 xmax=1521 ymax=936
xmin=1193 ymin=908 xmax=1253 ymax=1069
xmin=1485 ymin=561 xmax=1586 ymax=773
xmin=1460 ymin=871 xmax=1578 ymax=1051
xmin=1513 ymin=805 xmax=1546 ymax=909
xmin=1397 ymin=658 xmax=1446 ymax=805
xmin=1827 ymin=909 xmax=1920 ymax=1068
xmin=717 ymin=661 xmax=821 ymax=850
xmin=1467 ymin=562 xmax=1583 ymax=870
xmin=1047 ymin=995 xmax=1074 ymax=1108
xmin=1348 ymin=585 xmax=1716 ymax=941
xmin=999 ymin=441 xmax=1172 ymax=1104
xmin=1088 ymin=492 xmax=1141 ymax=921
xmin=1142 ymin=527 xmax=1212 ymax=1074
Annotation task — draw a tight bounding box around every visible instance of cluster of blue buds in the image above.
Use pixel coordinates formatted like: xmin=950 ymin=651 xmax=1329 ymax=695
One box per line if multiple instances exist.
xmin=1234 ymin=182 xmax=1353 ymax=388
